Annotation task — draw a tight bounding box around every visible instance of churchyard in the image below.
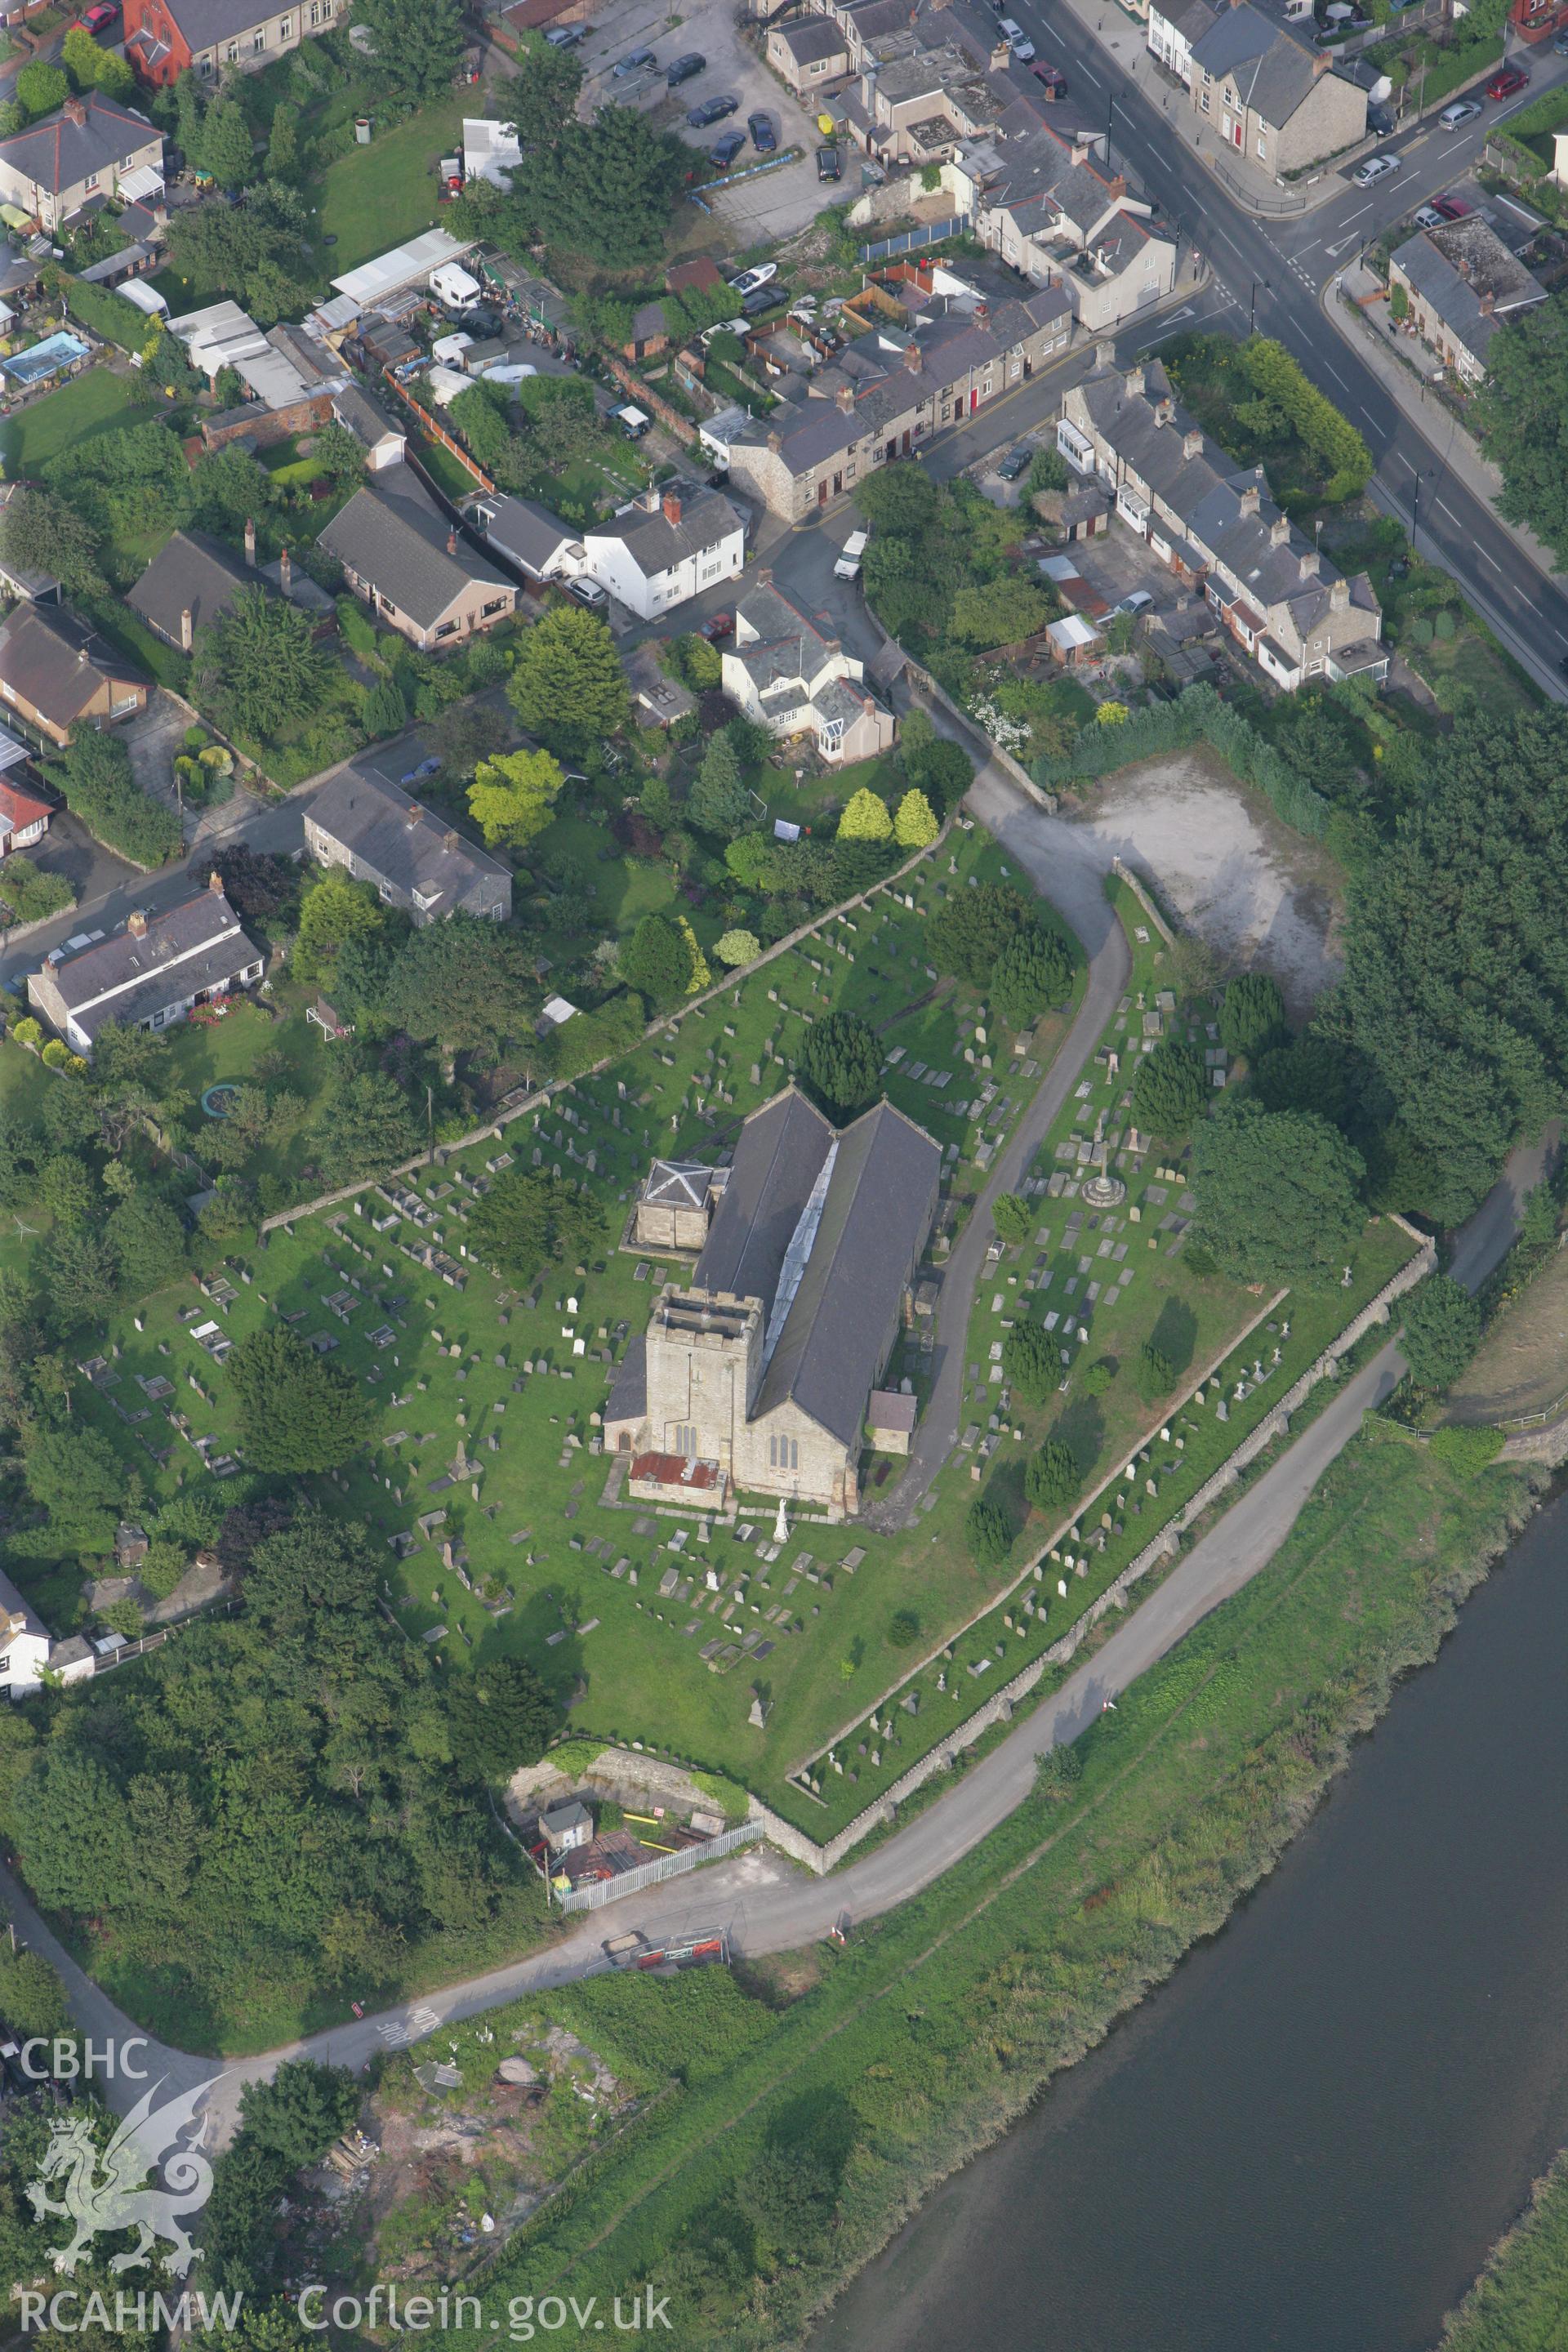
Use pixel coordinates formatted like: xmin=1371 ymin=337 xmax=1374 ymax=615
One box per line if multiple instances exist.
xmin=40 ymin=835 xmax=1412 ymax=1838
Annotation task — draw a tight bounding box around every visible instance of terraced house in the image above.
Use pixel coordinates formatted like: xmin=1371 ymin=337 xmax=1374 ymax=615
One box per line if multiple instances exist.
xmin=1058 ymin=353 xmax=1387 ymax=689
xmin=123 ymin=0 xmax=338 ymax=84
xmin=954 ymin=105 xmax=1178 ymax=330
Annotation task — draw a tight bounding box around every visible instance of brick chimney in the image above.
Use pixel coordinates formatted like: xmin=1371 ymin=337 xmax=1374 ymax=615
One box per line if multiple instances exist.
xmin=179 ymin=606 xmax=193 ymax=653
xmin=279 ymin=545 xmax=292 ymax=594
xmin=1240 ymin=483 xmax=1260 ymax=516
xmin=1480 ymin=288 xmax=1495 ymax=315
xmin=407 ymin=803 xmax=423 ymax=828
xmin=207 ymin=867 xmax=225 ymax=895
xmin=1330 ymin=577 xmax=1350 ymax=611
xmin=1124 ymin=364 xmax=1145 ymax=398
xmin=1154 ymin=394 xmax=1174 ymax=426
xmin=443 ymin=830 xmax=459 ymax=853
xmin=1182 ymin=429 xmax=1202 ymax=461
xmin=63 ymin=96 xmax=86 ymax=126
xmin=244 ymin=514 xmax=256 ymax=566
xmin=1270 ymin=517 xmax=1290 ymax=546
xmin=127 ymin=910 xmax=148 ymax=938
xmin=1107 ymin=172 xmax=1127 ymax=201
xmin=903 ymin=341 xmax=923 ymax=374
xmin=662 ymin=488 xmax=683 ymax=524
xmin=1298 ymin=548 xmax=1321 ymax=579
xmin=835 ymin=385 xmax=855 ymax=413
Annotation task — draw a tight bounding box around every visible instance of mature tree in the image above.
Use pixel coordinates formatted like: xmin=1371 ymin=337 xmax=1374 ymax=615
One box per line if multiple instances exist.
xmin=992 ymin=924 xmax=1071 ymax=1032
xmin=715 ymin=929 xmax=760 ymax=968
xmin=1025 ymin=1434 xmax=1078 ymax=1512
xmin=318 ymin=1071 xmax=421 ymax=1183
xmin=190 ymin=447 xmax=273 ymax=532
xmin=23 ymin=1423 xmax=122 ymax=1528
xmin=926 ymin=880 xmax=1033 ymax=987
xmin=798 ymin=1009 xmax=880 ymax=1120
xmin=689 ymin=733 xmax=753 ymax=839
xmin=199 ymin=845 xmax=297 ymax=925
xmin=620 ymin=911 xmax=698 ymax=1005
xmin=468 ymin=1168 xmax=606 ymax=1286
xmin=92 ymin=1018 xmax=170 ymax=1089
xmin=197 ymin=586 xmax=332 ymax=742
xmin=500 ymin=37 xmax=585 ymax=151
xmin=434 ymin=697 xmax=509 ymax=786
xmin=200 ymin=97 xmax=258 ymax=187
xmin=312 ymin=419 xmax=367 ymax=487
xmin=0 ymin=486 xmax=103 ymax=595
xmin=1218 ymin=971 xmax=1287 ymax=1060
xmin=0 ymin=1943 xmax=71 ymax=2041
xmin=40 ymin=1152 xmax=92 ymax=1226
xmin=1341 ymin=709 xmax=1568 ymax=1223
xmin=445 ymin=1659 xmax=559 ymax=1778
xmin=293 ymin=874 xmax=384 ymax=981
xmin=362 ymin=674 xmax=408 ymax=738
xmin=1132 ymin=1036 xmax=1207 ymax=1139
xmin=1474 ymin=294 xmax=1568 ymax=564
xmin=899 ymin=710 xmax=973 ymax=818
xmin=853 ymin=462 xmax=941 ymax=536
xmin=467 ymin=746 xmax=564 ymax=849
xmin=225 ymin=1326 xmax=374 ymax=1472
xmin=15 ymin=61 xmax=67 ymax=117
xmin=1027 ymin=446 xmax=1069 ymax=497
xmin=991 ymin=1192 xmax=1033 ymax=1245
xmin=1401 ymin=1272 xmax=1483 ymax=1390
xmin=38 ymin=1226 xmax=118 ymax=1328
xmin=164 ymin=183 xmax=313 ymax=321
xmin=948 ymin=577 xmax=1050 ymax=650
xmin=107 ymin=1192 xmax=186 ymax=1298
xmin=45 ymin=417 xmax=192 ymax=541
xmin=965 ymin=1493 xmax=1013 ymax=1567
xmin=837 ymin=787 xmax=891 ymax=842
xmin=893 ymin=787 xmax=939 ymax=849
xmin=1191 ymin=1099 xmax=1365 ymax=1288
xmin=238 ymin=2063 xmax=360 ymax=2168
xmin=522 ymin=105 xmax=684 ymax=271
xmin=1138 ymin=1339 xmax=1175 ymax=1401
xmin=355 ymin=0 xmax=466 ymax=96
xmin=378 ymin=914 xmax=534 ymax=1071
xmin=507 ymin=604 xmax=629 ymax=757
xmin=1001 ymin=1319 xmax=1056 ymax=1405
xmin=13 ymin=1748 xmax=138 ymax=1915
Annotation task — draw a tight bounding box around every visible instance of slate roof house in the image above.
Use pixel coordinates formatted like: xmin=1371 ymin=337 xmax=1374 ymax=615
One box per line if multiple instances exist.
xmin=605 ymin=1087 xmax=941 ymax=1517
xmin=0 ymin=775 xmax=53 ymax=862
xmin=1388 ymin=216 xmax=1548 ymax=385
xmin=1058 ymin=352 xmax=1387 ymax=690
xmin=123 ymin=0 xmax=339 ymax=86
xmin=305 ymin=766 xmax=512 ymax=925
xmin=28 ymin=874 xmax=264 ymax=1054
xmin=127 ymin=528 xmax=250 ymax=651
xmin=767 ymin=14 xmax=851 ymax=90
xmin=1186 ymin=3 xmax=1365 ymax=175
xmin=0 ymin=604 xmax=148 ymax=746
xmin=330 ymin=383 xmax=406 ymax=471
xmin=953 ymin=107 xmax=1177 ymax=331
xmin=581 ymin=483 xmax=745 ymax=622
xmin=318 ymin=472 xmax=516 ymax=650
xmin=469 ymin=492 xmax=580 ymax=585
xmin=721 ymin=575 xmax=897 ymax=764
xmin=0 ymin=92 xmax=164 ymax=232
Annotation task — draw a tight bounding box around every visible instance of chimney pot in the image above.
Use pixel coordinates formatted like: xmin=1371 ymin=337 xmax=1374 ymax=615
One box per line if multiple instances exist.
xmin=1270 ymin=516 xmax=1290 ymax=546
xmin=835 ymin=385 xmax=854 ymax=413
xmin=1182 ymin=429 xmax=1203 ymax=461
xmin=1330 ymin=577 xmax=1350 ymax=610
xmin=1108 ymin=172 xmax=1127 ymax=200
xmin=244 ymin=514 xmax=256 ymax=565
xmin=127 ymin=910 xmax=148 ymax=937
xmin=1240 ymin=483 xmax=1260 ymax=516
xmin=63 ymin=96 xmax=86 ymax=125
xmin=407 ymin=804 xmax=423 ymax=827
xmin=1298 ymin=548 xmax=1321 ymax=578
xmin=903 ymin=341 xmax=923 ymax=373
xmin=662 ymin=488 xmax=683 ymax=524
xmin=208 ymin=868 xmax=225 ymax=894
xmin=1124 ymin=364 xmax=1145 ymax=398
xmin=179 ymin=605 xmax=193 ymax=653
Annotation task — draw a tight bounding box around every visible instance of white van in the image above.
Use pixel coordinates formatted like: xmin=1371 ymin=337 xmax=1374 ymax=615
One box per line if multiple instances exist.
xmin=998 ymin=17 xmax=1036 ymax=58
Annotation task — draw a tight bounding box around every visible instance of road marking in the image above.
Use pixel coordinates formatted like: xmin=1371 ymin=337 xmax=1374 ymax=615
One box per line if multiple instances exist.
xmin=1478 ymin=548 xmax=1504 ymax=574
xmin=1214 ymin=225 xmax=1249 ymax=264
xmin=1436 ymin=499 xmax=1461 ymax=524
xmin=1319 ymin=360 xmax=1350 ymax=390
xmin=1388 ymin=450 xmax=1414 ymax=474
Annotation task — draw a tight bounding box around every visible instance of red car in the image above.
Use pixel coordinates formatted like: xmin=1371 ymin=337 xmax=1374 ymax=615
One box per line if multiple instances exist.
xmin=1432 ymin=192 xmax=1471 ymax=219
xmin=1031 ymin=61 xmax=1067 ymax=94
xmin=74 ymin=1 xmax=118 ymax=29
xmin=1486 ymin=65 xmax=1529 ymax=97
xmin=697 ymin=611 xmax=733 ymax=641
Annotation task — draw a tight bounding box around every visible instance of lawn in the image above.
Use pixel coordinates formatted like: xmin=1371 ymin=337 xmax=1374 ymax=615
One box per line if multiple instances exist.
xmin=0 ymin=364 xmax=148 ymax=474
xmin=306 ymin=98 xmax=469 ymax=278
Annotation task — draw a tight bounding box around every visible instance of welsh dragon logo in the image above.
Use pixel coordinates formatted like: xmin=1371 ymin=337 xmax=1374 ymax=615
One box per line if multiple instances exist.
xmin=26 ymin=2077 xmax=216 ymax=2277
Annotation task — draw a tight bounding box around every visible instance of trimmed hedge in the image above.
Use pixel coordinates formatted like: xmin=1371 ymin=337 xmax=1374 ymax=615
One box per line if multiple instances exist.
xmin=61 ymin=274 xmax=153 ymax=353
xmin=1032 ymin=683 xmax=1331 ymax=840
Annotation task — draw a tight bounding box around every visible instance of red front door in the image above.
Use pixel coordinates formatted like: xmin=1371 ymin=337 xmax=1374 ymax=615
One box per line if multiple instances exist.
xmin=970 ymin=388 xmax=979 ymax=413
xmin=817 ymin=479 xmax=828 ymax=506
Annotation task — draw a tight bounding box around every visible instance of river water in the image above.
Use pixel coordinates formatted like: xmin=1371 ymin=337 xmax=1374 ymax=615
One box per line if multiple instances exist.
xmin=814 ymin=1490 xmax=1568 ymax=2352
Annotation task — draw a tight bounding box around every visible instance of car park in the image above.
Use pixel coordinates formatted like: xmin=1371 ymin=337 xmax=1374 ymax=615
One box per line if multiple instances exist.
xmin=1438 ymin=99 xmax=1481 ymax=128
xmin=613 ymin=47 xmax=656 ymax=74
xmin=748 ymin=112 xmax=777 ymax=152
xmin=817 ymin=144 xmax=842 ymax=180
xmin=710 ymin=129 xmax=746 ymax=167
xmin=997 ymin=445 xmax=1033 ymax=481
xmin=1486 ymin=65 xmax=1529 ymax=97
xmin=728 ymin=262 xmax=777 ymax=297
xmin=1352 ymin=152 xmax=1402 ymax=185
xmin=666 ymin=51 xmax=706 ymax=84
xmin=688 ymin=93 xmax=739 ymax=126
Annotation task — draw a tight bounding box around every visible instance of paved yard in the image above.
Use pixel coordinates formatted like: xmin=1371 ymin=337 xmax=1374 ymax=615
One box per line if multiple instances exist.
xmin=121 ymin=693 xmax=196 ymax=841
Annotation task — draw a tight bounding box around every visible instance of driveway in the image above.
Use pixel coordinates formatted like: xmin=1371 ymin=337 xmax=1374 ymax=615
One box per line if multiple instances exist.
xmin=120 ymin=693 xmax=194 ymax=841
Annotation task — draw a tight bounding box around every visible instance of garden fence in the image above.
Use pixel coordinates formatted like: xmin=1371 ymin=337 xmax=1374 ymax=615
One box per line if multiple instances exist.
xmin=858 ymin=215 xmax=974 ymax=265
xmin=555 ymin=1820 xmax=762 ymax=1912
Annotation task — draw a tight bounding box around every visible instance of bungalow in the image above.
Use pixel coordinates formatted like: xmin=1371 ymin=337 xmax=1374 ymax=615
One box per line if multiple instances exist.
xmin=0 ymin=774 xmax=52 ymax=861
xmin=1388 ymin=216 xmax=1548 ymax=385
xmin=469 ymin=492 xmax=579 ymax=587
xmin=28 ymin=873 xmax=264 ymax=1054
xmin=0 ymin=604 xmax=148 ymax=746
xmin=721 ymin=574 xmax=897 ymax=763
xmin=318 ymin=472 xmax=516 ymax=651
xmin=0 ymin=91 xmax=163 ymax=233
xmin=127 ymin=528 xmax=251 ymax=652
xmin=1058 ymin=352 xmax=1387 ymax=690
xmin=305 ymin=765 xmax=512 ymax=924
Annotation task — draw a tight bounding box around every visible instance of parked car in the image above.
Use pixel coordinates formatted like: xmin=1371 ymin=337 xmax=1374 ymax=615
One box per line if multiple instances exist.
xmin=748 ymin=111 xmax=777 ymax=152
xmin=613 ymin=47 xmax=656 ymax=74
xmin=1113 ymin=590 xmax=1155 ymax=617
xmin=544 ymin=24 xmax=583 ymax=46
xmin=817 ymin=143 xmax=842 ymax=180
xmin=697 ymin=611 xmax=733 ymax=641
xmin=1412 ymin=203 xmax=1445 ymax=227
xmin=1031 ymin=60 xmax=1067 ymax=93
xmin=1366 ymin=100 xmax=1397 ymax=136
xmin=710 ymin=128 xmax=746 ymax=167
xmin=997 ymin=444 xmax=1033 ymax=481
xmin=74 ymin=0 xmax=118 ymax=29
xmin=728 ymin=261 xmax=777 ymax=297
xmin=739 ymin=284 xmax=781 ymax=316
xmin=666 ymin=51 xmax=706 ymax=84
xmin=457 ymin=305 xmax=503 ymax=337
xmin=688 ymin=94 xmax=739 ymax=127
xmin=701 ymin=315 xmax=750 ymax=345
xmin=1438 ymin=98 xmax=1482 ymax=128
xmin=561 ymin=577 xmax=608 ymax=610
xmin=1352 ymin=152 xmax=1401 ymax=184
xmin=1432 ymin=191 xmax=1472 ymax=217
xmin=834 ymin=529 xmax=868 ymax=579
xmin=997 ymin=15 xmax=1036 ymax=56
xmin=1486 ymin=64 xmax=1529 ymax=97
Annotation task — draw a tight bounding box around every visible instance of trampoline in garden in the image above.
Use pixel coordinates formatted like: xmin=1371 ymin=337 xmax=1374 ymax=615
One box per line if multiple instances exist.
xmin=2 ymin=334 xmax=90 ymax=387
xmin=201 ymin=1083 xmax=239 ymax=1118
